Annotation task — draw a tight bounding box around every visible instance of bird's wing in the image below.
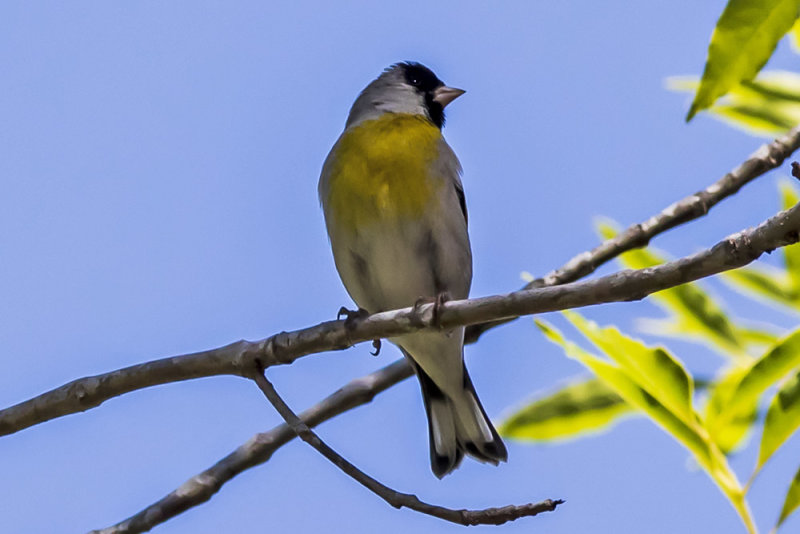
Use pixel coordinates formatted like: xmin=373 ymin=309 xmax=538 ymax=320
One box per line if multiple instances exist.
xmin=454 ymin=179 xmax=467 ymax=227
xmin=429 ymin=137 xmax=471 ymax=299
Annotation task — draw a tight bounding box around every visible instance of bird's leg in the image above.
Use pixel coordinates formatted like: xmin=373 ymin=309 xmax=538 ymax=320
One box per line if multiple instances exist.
xmin=414 ymin=291 xmax=451 ymax=329
xmin=337 ymin=306 xmax=380 ymax=355
xmin=433 ymin=291 xmax=451 ymax=328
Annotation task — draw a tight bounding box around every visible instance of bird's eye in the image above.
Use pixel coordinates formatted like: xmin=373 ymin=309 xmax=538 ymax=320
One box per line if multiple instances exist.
xmin=410 ymin=77 xmax=420 ymax=86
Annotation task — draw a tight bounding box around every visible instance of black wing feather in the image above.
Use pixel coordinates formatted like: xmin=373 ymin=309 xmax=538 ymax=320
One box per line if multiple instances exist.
xmin=454 ymin=182 xmax=468 ymax=227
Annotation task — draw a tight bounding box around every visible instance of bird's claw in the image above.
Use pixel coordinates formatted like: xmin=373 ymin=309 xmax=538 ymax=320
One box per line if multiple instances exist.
xmin=414 ymin=291 xmax=451 ymax=328
xmin=336 ymin=307 xmax=380 ymax=356
xmin=337 ymin=306 xmax=370 ymax=329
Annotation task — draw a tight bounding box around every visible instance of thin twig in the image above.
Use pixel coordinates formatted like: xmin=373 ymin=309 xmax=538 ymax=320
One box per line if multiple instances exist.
xmin=91 ymin=362 xmax=731 ymax=534
xmin=465 ymin=126 xmax=800 ymax=343
xmin=87 ymin=359 xmax=414 ymax=534
xmin=5 ymin=198 xmax=800 ymax=438
xmin=251 ymin=365 xmax=562 ymax=526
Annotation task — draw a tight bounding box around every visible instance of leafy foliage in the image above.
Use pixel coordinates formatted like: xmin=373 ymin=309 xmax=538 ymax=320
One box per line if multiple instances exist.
xmin=757 ymin=370 xmax=800 ymax=473
xmin=499 ymin=377 xmax=631 ymax=441
xmin=506 ymin=2 xmax=800 ymax=530
xmin=508 ymin=181 xmax=800 ymax=531
xmin=671 ymin=72 xmax=800 ymax=137
xmin=687 ymin=0 xmax=800 ymax=120
xmin=778 ymin=467 xmax=800 ymax=528
xmin=703 ymin=363 xmax=759 ymax=454
xmin=720 ymin=330 xmax=800 ymax=430
xmin=534 ymin=314 xmax=755 ymax=532
xmin=792 ymin=17 xmax=800 ymax=50
xmin=704 ymin=328 xmax=800 ymax=466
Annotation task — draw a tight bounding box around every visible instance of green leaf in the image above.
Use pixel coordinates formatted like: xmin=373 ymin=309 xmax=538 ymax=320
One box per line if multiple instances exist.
xmin=536 ymin=319 xmax=712 ymax=463
xmin=777 ymin=466 xmax=800 ymax=528
xmin=598 ymin=220 xmax=776 ymax=357
xmin=781 ymin=180 xmax=800 ymax=211
xmin=724 ymin=265 xmax=796 ymax=306
xmin=780 ymin=182 xmax=800 ymax=288
xmin=757 ymin=371 xmax=800 ymax=472
xmin=791 ymin=16 xmax=800 ymax=51
xmin=670 ymin=71 xmax=800 ymax=136
xmin=687 ymin=0 xmax=800 ymax=120
xmin=714 ymin=328 xmax=800 ymax=438
xmin=740 ymin=326 xmax=786 ymax=346
xmin=563 ymin=311 xmax=695 ymax=425
xmin=743 ymin=75 xmax=800 ymax=103
xmin=711 ymin=101 xmax=800 ymax=136
xmin=704 ymin=364 xmax=759 ymax=453
xmin=536 ymin=317 xmax=755 ymax=533
xmin=499 ymin=377 xmax=631 ymax=442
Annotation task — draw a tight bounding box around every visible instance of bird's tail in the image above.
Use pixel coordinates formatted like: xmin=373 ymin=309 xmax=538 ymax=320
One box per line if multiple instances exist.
xmin=410 ymin=359 xmax=508 ymax=478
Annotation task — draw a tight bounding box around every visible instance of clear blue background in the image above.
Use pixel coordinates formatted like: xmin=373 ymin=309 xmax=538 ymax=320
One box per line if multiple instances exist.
xmin=2 ymin=2 xmax=799 ymax=533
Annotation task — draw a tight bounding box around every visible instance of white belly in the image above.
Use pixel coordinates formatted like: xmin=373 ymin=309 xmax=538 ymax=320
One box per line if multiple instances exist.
xmin=333 ymin=220 xmax=442 ymax=313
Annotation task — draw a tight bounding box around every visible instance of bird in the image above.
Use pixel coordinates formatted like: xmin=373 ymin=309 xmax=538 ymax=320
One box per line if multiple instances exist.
xmin=318 ymin=62 xmax=507 ymax=477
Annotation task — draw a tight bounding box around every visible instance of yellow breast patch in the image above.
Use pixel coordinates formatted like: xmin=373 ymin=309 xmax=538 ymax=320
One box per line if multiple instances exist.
xmin=324 ymin=114 xmax=444 ymax=231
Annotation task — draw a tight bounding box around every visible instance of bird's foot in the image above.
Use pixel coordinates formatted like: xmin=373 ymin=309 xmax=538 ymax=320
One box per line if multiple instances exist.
xmin=414 ymin=291 xmax=451 ymax=329
xmin=337 ymin=307 xmax=380 ymax=355
xmin=337 ymin=306 xmax=370 ymax=329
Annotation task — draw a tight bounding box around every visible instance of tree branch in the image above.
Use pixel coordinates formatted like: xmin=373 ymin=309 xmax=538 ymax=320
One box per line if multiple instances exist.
xmin=0 ymin=343 xmax=250 ymax=437
xmin=0 ymin=193 xmax=800 ymax=435
xmin=91 ymin=360 xmax=562 ymax=533
xmin=87 ymin=359 xmax=415 ymax=534
xmin=4 ymin=195 xmax=800 ymax=439
xmin=465 ymin=126 xmax=800 ymax=343
xmin=74 ymin=142 xmax=800 ymax=532
xmin=4 ymin=130 xmax=798 ymax=436
xmin=251 ymin=367 xmax=562 ymax=526
xmin=69 ymin=131 xmax=800 ymax=533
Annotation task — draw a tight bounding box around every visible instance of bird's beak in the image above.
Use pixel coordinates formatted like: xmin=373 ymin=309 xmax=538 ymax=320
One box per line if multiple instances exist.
xmin=432 ymin=86 xmax=466 ymax=108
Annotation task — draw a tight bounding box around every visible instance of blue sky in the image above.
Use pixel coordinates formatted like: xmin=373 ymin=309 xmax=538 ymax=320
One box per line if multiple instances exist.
xmin=2 ymin=2 xmax=800 ymax=533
